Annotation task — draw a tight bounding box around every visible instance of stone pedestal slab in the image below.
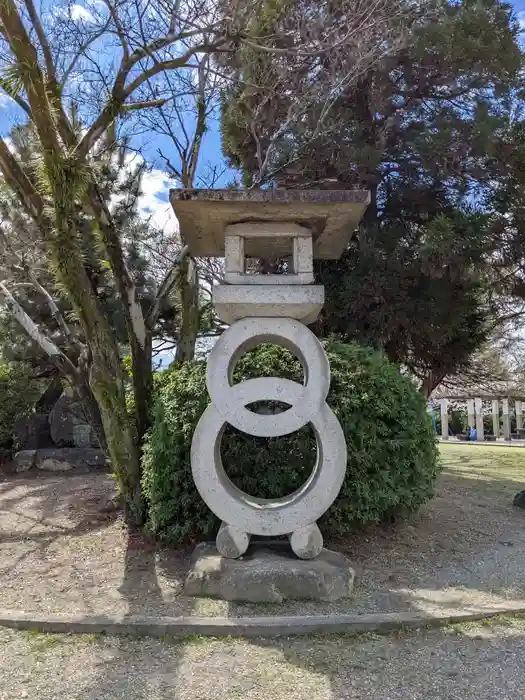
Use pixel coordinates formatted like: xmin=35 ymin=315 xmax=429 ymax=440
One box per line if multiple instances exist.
xmin=213 ymin=284 xmax=324 ymax=324
xmin=184 ymin=542 xmax=355 ymax=603
xmin=12 ymin=448 xmax=107 ymax=473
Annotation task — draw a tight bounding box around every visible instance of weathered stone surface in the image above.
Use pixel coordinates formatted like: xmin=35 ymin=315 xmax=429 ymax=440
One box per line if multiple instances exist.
xmin=169 ymin=188 xmax=370 ymax=259
xmin=13 ymin=450 xmax=37 ymax=472
xmin=191 ymin=318 xmax=346 ymax=552
xmin=184 ymin=542 xmax=355 ymax=603
xmin=216 ymin=523 xmax=250 ymax=558
xmin=10 ymin=448 xmax=106 ymax=474
xmin=49 ymin=394 xmax=96 ymax=448
xmin=213 ymin=284 xmax=324 ymax=324
xmin=180 ymin=198 xmax=354 ymax=564
xmin=289 ymin=523 xmax=323 ymax=560
xmin=223 ymin=223 xmax=315 ymax=285
xmin=38 ymin=458 xmax=72 ymax=472
xmin=35 ymin=448 xmax=107 ymax=472
xmin=13 ymin=414 xmax=53 ymax=450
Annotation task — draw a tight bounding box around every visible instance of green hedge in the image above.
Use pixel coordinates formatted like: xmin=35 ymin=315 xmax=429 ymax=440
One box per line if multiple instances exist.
xmin=142 ymin=340 xmax=439 ymax=544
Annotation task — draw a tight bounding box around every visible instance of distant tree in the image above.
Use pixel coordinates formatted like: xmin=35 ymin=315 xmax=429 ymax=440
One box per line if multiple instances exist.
xmin=316 ymin=212 xmax=494 ymax=397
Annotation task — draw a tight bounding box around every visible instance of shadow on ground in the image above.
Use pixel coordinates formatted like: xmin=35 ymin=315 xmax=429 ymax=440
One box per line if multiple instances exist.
xmin=0 ymin=445 xmax=524 ymax=621
xmin=6 ymin=618 xmax=525 ymax=699
xmin=1 ymin=445 xmax=525 ymax=698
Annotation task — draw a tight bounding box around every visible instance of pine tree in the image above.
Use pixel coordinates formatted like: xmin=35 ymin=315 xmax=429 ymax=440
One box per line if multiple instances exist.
xmin=220 ymin=0 xmax=524 ymax=394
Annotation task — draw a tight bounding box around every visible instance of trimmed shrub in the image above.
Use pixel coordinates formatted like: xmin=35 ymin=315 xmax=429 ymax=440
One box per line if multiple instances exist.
xmin=142 ymin=340 xmax=439 ymax=544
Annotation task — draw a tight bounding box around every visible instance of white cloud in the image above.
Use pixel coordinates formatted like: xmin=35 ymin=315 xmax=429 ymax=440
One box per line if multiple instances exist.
xmin=0 ymin=92 xmax=12 ymax=109
xmin=139 ymin=167 xmax=179 ymax=235
xmin=112 ymin=152 xmax=179 ymax=236
xmin=518 ymin=11 xmax=525 ymax=31
xmin=70 ymin=4 xmax=95 ymax=22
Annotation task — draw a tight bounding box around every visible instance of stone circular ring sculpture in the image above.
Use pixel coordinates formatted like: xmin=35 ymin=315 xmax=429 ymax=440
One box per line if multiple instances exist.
xmin=191 ymin=317 xmax=347 ymax=560
xmin=171 ymin=189 xmax=370 ymax=569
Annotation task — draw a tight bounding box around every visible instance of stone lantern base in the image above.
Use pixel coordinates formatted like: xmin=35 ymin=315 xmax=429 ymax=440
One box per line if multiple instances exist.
xmin=184 ymin=541 xmax=356 ymax=603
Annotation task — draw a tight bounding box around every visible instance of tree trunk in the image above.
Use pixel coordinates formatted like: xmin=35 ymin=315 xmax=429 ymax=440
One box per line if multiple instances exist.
xmin=51 ymin=195 xmax=144 ymax=523
xmin=89 ymin=345 xmax=142 ymax=519
xmin=419 ymin=371 xmax=446 ymax=400
xmin=88 ymin=185 xmax=153 ymax=446
xmin=0 ymin=0 xmax=144 ymax=521
xmin=175 ymin=258 xmax=200 ymax=363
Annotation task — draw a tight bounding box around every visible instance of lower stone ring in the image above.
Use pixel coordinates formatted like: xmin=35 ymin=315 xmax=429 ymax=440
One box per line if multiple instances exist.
xmin=190 ymin=401 xmax=347 ymax=537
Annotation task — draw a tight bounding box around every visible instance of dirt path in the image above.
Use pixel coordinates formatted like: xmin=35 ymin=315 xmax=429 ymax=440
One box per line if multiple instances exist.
xmin=0 ymin=444 xmax=524 ymax=619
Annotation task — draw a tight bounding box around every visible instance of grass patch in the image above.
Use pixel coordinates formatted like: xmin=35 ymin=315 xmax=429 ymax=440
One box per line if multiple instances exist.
xmin=439 ymin=444 xmax=525 ymax=483
xmin=22 ymin=631 xmax=64 ymax=651
xmin=22 ymin=629 xmax=103 ymax=651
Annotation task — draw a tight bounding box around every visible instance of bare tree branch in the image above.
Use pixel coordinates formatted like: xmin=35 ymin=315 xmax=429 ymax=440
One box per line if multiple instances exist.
xmin=146 ymin=244 xmax=189 ymax=328
xmin=23 ymin=0 xmax=56 ymax=82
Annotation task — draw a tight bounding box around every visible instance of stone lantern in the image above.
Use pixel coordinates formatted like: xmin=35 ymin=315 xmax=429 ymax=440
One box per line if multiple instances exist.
xmin=170 ymin=190 xmax=370 ymax=566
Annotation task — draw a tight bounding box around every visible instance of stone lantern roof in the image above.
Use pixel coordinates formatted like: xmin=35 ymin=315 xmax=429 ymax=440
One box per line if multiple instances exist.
xmin=169 ymin=189 xmax=370 ymax=259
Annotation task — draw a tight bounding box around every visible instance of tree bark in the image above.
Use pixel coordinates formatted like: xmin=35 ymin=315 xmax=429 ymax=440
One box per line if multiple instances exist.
xmin=418 ymin=371 xmax=446 ymax=400
xmin=50 ymin=189 xmax=144 ymax=522
xmin=175 ymin=258 xmax=199 ymax=362
xmin=87 ymin=184 xmax=153 ymax=445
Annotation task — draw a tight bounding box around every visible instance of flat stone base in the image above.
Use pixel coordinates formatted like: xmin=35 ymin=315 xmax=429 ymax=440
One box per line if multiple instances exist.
xmin=11 ymin=448 xmax=107 ymax=474
xmin=184 ymin=541 xmax=355 ymax=603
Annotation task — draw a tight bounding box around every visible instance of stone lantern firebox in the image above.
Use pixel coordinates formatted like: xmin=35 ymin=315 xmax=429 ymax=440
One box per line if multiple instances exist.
xmin=170 ymin=190 xmax=370 ymax=565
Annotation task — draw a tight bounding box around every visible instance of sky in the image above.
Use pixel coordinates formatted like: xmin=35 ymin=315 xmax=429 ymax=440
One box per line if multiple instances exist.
xmin=518 ymin=0 xmax=525 ymax=27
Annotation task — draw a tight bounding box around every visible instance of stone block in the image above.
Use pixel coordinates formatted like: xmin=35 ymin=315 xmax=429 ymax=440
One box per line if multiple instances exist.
xmin=13 ymin=414 xmax=53 ymax=450
xmin=13 ymin=450 xmax=37 ymax=472
xmin=223 ymin=271 xmax=315 ymax=286
xmin=35 ymin=448 xmax=107 ymax=472
xmin=49 ymin=394 xmax=96 ymax=447
xmin=169 ymin=188 xmax=371 ymax=259
xmin=38 ymin=457 xmax=72 ymax=472
xmin=293 ymin=235 xmax=313 ymax=274
xmin=224 ymin=234 xmax=244 ymax=274
xmin=184 ymin=542 xmax=355 ymax=603
xmin=213 ymin=284 xmax=324 ymax=324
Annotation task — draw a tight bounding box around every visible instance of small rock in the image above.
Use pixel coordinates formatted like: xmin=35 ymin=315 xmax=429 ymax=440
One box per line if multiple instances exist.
xmin=513 ymin=490 xmax=525 ymax=509
xmin=37 ymin=458 xmax=72 ymax=472
xmin=13 ymin=450 xmax=37 ymax=472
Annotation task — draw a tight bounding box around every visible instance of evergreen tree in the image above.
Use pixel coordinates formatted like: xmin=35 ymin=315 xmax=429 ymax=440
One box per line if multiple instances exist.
xmin=221 ymin=0 xmax=524 ymax=394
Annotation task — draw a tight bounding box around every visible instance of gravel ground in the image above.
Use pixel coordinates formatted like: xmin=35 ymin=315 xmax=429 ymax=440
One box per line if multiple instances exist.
xmin=1 ymin=616 xmax=525 ymax=699
xmin=0 ymin=444 xmax=524 ymax=619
